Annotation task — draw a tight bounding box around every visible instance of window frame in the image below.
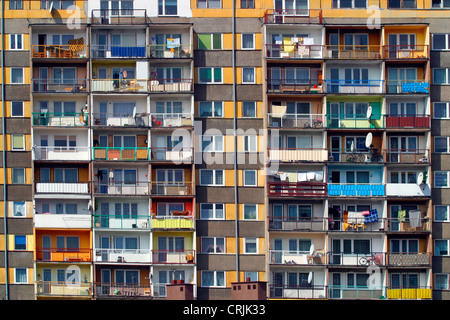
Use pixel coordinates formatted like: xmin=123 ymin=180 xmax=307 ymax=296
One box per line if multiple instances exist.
xmin=432 ymin=0 xmax=450 ymax=8
xmin=201 ymin=270 xmax=225 ymax=287
xmin=434 ymin=171 xmax=450 ymax=188
xmin=434 ymin=273 xmax=449 ymax=290
xmin=435 ymin=239 xmax=450 ymax=256
xmin=241 ymin=33 xmax=255 ymax=50
xmin=243 ymin=169 xmax=257 ymax=186
xmin=10 ymin=67 xmax=24 ymax=84
xmin=199 ymin=169 xmax=225 ymax=186
xmin=13 ymin=201 xmax=26 ymax=217
xmin=434 ymin=102 xmax=450 ymax=119
xmin=199 ymin=101 xmax=224 ymax=118
xmin=158 ymin=0 xmax=178 ymax=15
xmin=197 ymin=33 xmax=222 ymax=50
xmin=11 ymin=101 xmax=24 ymax=117
xmin=242 ymin=67 xmax=256 ymax=84
xmin=14 ymin=268 xmax=27 ymax=284
xmin=243 ymin=204 xmax=258 ymax=220
xmin=240 ymin=0 xmax=255 ymax=8
xmin=200 ymin=203 xmax=225 ymax=220
xmin=198 ymin=67 xmax=223 ymax=84
xmin=434 ymin=205 xmax=450 ymax=222
xmin=244 ymin=237 xmax=258 ymax=254
xmin=201 ymin=236 xmax=225 ymax=254
xmin=435 ymin=136 xmax=450 ymax=153
xmin=12 ymin=168 xmax=25 ymax=184
xmin=432 ymin=33 xmax=450 ymax=51
xmin=14 ymin=235 xmax=27 ymax=250
xmin=433 ymin=68 xmax=450 ymax=85
xmin=333 ymin=0 xmax=368 ymax=8
xmin=9 ymin=34 xmax=23 ymax=50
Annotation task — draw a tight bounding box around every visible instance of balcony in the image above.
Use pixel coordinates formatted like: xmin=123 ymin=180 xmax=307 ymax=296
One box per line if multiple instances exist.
xmin=383 ymin=45 xmax=429 ymax=60
xmin=384 ymin=115 xmax=430 ymax=129
xmin=269 ymin=249 xmax=326 ymax=265
xmin=151 ymin=182 xmax=194 ymax=196
xmin=329 ymin=286 xmax=385 ymax=300
xmin=152 ymin=249 xmax=195 ymax=264
xmin=34 ymin=146 xmax=90 ymax=161
xmin=91 ymin=79 xmax=148 ymax=93
xmin=36 ymin=281 xmax=92 ymax=297
xmin=93 ymin=147 xmax=150 ymax=161
xmin=32 ymin=112 xmax=88 ymax=127
xmin=91 ymin=45 xmax=147 ymax=59
xmin=324 ymin=45 xmax=383 ymax=60
xmin=94 ymin=248 xmax=151 ymax=263
xmin=327 ymin=114 xmax=383 ymax=129
xmin=90 ymin=9 xmax=149 ymax=25
xmin=268 ymin=182 xmax=327 ymax=197
xmin=328 ymin=149 xmax=385 ymax=163
xmin=150 ymin=113 xmax=194 ymax=128
xmin=268 ymin=148 xmax=328 ymax=162
xmin=32 ymin=44 xmax=88 ymax=60
xmin=387 ymin=217 xmax=431 ymax=232
xmin=268 ymin=217 xmax=326 ymax=232
xmin=149 ymin=79 xmax=193 ymax=93
xmin=270 ymin=285 xmax=327 ymax=299
xmin=329 ymin=216 xmax=384 ymax=232
xmin=263 ymin=9 xmax=323 ymax=24
xmin=152 ymin=215 xmax=194 ymax=230
xmin=149 ymin=44 xmax=192 ymax=59
xmin=92 ymin=113 xmax=149 ymax=127
xmin=35 ymin=181 xmax=90 ymax=194
xmin=267 ymin=113 xmax=324 ymax=128
xmin=325 ymin=80 xmax=384 ymax=94
xmin=387 ymin=252 xmax=431 ymax=266
xmin=385 ymin=149 xmax=429 ymax=164
xmin=94 ymin=181 xmax=150 ymax=196
xmin=32 ymin=79 xmax=88 ymax=94
xmin=385 ymin=183 xmax=431 ymax=197
xmin=386 ymin=287 xmax=432 ymax=300
xmin=36 ymin=248 xmax=92 ymax=262
xmin=150 ymin=147 xmax=193 ymax=163
xmin=265 ymin=44 xmax=324 ymax=59
xmin=385 ymin=80 xmax=429 ymax=94
xmin=94 ymin=283 xmax=151 ymax=298
xmin=267 ymin=79 xmax=323 ymax=94
xmin=328 ymin=252 xmax=386 ymax=267
xmin=327 ymin=184 xmax=385 ymax=197
xmin=93 ymin=214 xmax=151 ymax=229
xmin=34 ymin=213 xmax=91 ymax=229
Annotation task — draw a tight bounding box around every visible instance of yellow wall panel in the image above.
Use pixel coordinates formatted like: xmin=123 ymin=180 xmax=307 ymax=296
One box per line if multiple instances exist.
xmin=225 ymin=203 xmax=236 ymax=220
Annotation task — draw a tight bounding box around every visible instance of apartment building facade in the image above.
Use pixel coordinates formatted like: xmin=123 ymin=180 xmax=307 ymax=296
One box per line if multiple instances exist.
xmin=0 ymin=0 xmax=450 ymax=300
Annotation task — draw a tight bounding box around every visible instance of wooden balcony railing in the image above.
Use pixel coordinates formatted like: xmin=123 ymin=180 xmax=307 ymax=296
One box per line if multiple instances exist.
xmin=268 ymin=182 xmax=327 ymax=197
xmin=93 ymin=147 xmax=150 ymax=161
xmin=149 ymin=79 xmax=192 ymax=93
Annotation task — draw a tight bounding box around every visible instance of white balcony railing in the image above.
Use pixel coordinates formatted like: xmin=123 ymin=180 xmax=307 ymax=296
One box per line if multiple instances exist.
xmin=34 ymin=146 xmax=90 ymax=161
xmin=94 ymin=248 xmax=151 ymax=263
xmin=34 ymin=213 xmax=92 ymax=229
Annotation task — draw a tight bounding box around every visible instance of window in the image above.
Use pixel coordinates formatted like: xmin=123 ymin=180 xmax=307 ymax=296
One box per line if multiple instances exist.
xmin=244 ymin=204 xmax=257 ymax=220
xmin=432 ymin=34 xmax=450 ymax=50
xmin=435 ymin=137 xmax=450 ymax=153
xmin=435 ymin=205 xmax=450 ymax=222
xmin=434 ymin=102 xmax=450 ymax=118
xmin=56 ymin=203 xmax=78 ymax=215
xmin=245 ymin=271 xmax=258 ymax=282
xmin=391 ymin=239 xmax=419 ymax=253
xmin=288 ymin=204 xmax=312 ymax=221
xmin=346 ymin=171 xmax=370 ymax=184
xmin=157 ymin=203 xmax=183 ymax=217
xmin=435 ymin=171 xmax=450 ymax=188
xmin=158 ymin=0 xmax=177 ymax=15
xmin=57 ymin=236 xmax=80 ymax=252
xmin=52 ymin=34 xmax=75 ymax=45
xmin=197 ymin=0 xmax=221 ymax=8
xmin=242 ymin=34 xmax=255 ymax=49
xmin=435 ymin=240 xmax=449 ymax=256
xmin=240 ymin=0 xmax=254 ymax=8
xmin=243 ymin=101 xmax=256 ymax=118
xmin=285 ymin=67 xmax=309 ymax=84
xmin=344 ymin=69 xmax=369 ymax=85
xmin=243 ymin=135 xmax=257 ymax=152
xmin=432 ymin=0 xmax=450 ymax=8
xmin=198 ymin=34 xmax=222 ymax=50
xmin=54 ymin=168 xmax=78 ymax=183
xmin=41 ymin=0 xmax=74 ymax=9
xmin=389 ymin=102 xmax=417 ymax=116
xmin=53 ymin=68 xmax=76 ymax=84
xmin=288 ymin=239 xmax=312 ymax=253
xmin=347 ymin=273 xmax=369 ymax=288
xmin=11 ymin=134 xmax=25 ymax=151
xmin=202 ymin=135 xmax=224 ymax=152
xmin=15 ymin=268 xmax=27 ymax=284
xmin=12 ymin=168 xmax=25 ymax=184
xmin=388 ymin=0 xmax=416 ymax=8
xmin=201 ymin=271 xmax=225 ymax=287
xmin=15 ymin=235 xmax=26 ymax=250
xmin=200 ymin=203 xmax=224 ymax=220
xmin=344 ymin=34 xmax=369 ymax=50
xmin=389 ymin=171 xmax=418 ymax=184
xmin=9 ymin=34 xmax=23 ymax=50
xmin=115 ymin=270 xmax=139 ymax=285
xmin=433 ymin=68 xmax=450 ymax=84
xmin=242 ymin=68 xmax=255 ymax=84
xmin=156 ymin=169 xmax=184 ymax=184
xmin=244 ymin=238 xmax=258 ymax=253
xmin=288 ymin=272 xmax=312 ymax=288
xmin=199 ymin=101 xmax=223 ymax=117
xmin=11 ymin=67 xmax=24 ymax=84
xmin=200 ymin=169 xmax=224 ymax=186
xmin=9 ymin=0 xmax=23 ymax=9
xmin=345 ymin=137 xmax=369 ymax=152
xmin=435 ymin=274 xmax=449 ymax=290
xmin=11 ymin=101 xmax=24 ymax=117
xmin=13 ymin=202 xmax=26 ymax=217
xmin=199 ymin=67 xmax=222 ymax=84
xmin=243 ymin=170 xmax=257 ymax=186
xmin=333 ymin=0 xmax=367 ymax=8
xmin=344 ymin=102 xmax=369 ymax=119
xmin=201 ymin=237 xmax=225 ymax=253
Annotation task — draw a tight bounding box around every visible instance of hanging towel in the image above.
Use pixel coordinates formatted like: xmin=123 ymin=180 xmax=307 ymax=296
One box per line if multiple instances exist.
xmin=303 ymin=37 xmax=314 ymax=45
xmin=398 ymin=210 xmax=406 ymax=222
xmin=279 ymin=172 xmax=288 ymax=181
xmin=283 ymin=37 xmax=294 ymax=52
xmin=288 ymin=172 xmax=297 ymax=182
xmin=409 ymin=210 xmax=422 ymax=228
xmin=274 ymin=36 xmax=283 ymax=45
xmin=306 ymin=172 xmax=316 ymax=181
xmin=347 ymin=211 xmax=359 ymax=224
xmin=298 ymin=172 xmax=307 ymax=182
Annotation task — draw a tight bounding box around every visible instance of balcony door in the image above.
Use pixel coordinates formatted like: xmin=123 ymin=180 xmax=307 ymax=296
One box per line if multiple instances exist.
xmin=390 ymin=273 xmax=419 ymax=289
xmin=390 ymin=205 xmax=418 ymax=231
xmin=43 ymin=269 xmax=52 ymax=294
xmin=275 ymin=0 xmax=308 ymax=14
xmin=273 ymin=272 xmax=283 ymax=298
xmin=330 ymin=136 xmax=341 ymax=161
xmin=387 ymin=68 xmax=417 ymax=93
xmin=42 ymin=235 xmax=51 ymax=261
xmin=101 ymin=236 xmax=110 ymax=262
xmin=101 ymin=269 xmax=111 ymax=295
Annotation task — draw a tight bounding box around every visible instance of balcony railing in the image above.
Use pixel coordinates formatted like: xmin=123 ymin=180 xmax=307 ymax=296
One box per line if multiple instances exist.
xmin=32 ymin=44 xmax=88 ymax=59
xmin=265 ymin=44 xmax=324 ymax=59
xmin=36 ymin=281 xmax=92 ymax=297
xmin=152 ymin=249 xmax=195 ymax=264
xmin=268 ymin=182 xmax=327 ymax=197
xmin=263 ymin=9 xmax=323 ymax=24
xmin=328 ymin=149 xmax=385 ymax=163
xmin=270 ymin=285 xmax=327 ymax=299
xmin=152 ymin=215 xmax=195 ymax=229
xmin=93 ymin=214 xmax=151 ymax=229
xmin=267 ymin=79 xmax=323 ymax=94
xmin=268 ymin=148 xmax=328 ymax=162
xmin=385 ymin=149 xmax=429 ymax=164
xmin=92 ymin=112 xmax=149 ymax=127
xmin=93 ymin=147 xmax=150 ymax=161
xmin=385 ymin=80 xmax=429 ymax=94
xmin=151 ymin=181 xmax=194 ymax=196
xmin=91 ymin=79 xmax=148 ymax=93
xmin=324 ymin=45 xmax=383 ymax=59
xmin=94 ymin=283 xmax=151 ymax=298
xmin=386 ymin=287 xmax=432 ymax=300
xmin=384 ymin=115 xmax=430 ymax=128
xmin=35 ymin=181 xmax=90 ymax=194
xmin=34 ymin=213 xmax=92 ymax=229
xmin=328 ymin=217 xmax=384 ymax=232
xmin=91 ymin=45 xmax=147 ymax=58
xmin=32 ymin=112 xmax=88 ymax=127
xmin=36 ymin=247 xmax=92 ymax=262
xmin=387 ymin=217 xmax=431 ymax=232
xmin=150 ymin=147 xmax=193 ymax=162
xmin=91 ymin=9 xmax=149 ymax=25
xmin=386 ymin=183 xmax=431 ymax=197
xmin=324 ymin=79 xmax=384 ymax=94
xmin=383 ymin=45 xmax=429 ymax=60
xmin=328 ymin=184 xmax=385 ymax=197
xmin=149 ymin=44 xmax=192 ymax=59
xmin=326 ymin=114 xmax=383 ymax=129
xmin=268 ymin=216 xmax=327 ymax=232
xmin=328 ymin=252 xmax=386 ymax=267
xmin=34 ymin=146 xmax=90 ymax=161
xmin=150 ymin=113 xmax=193 ymax=128
xmin=387 ymin=252 xmax=431 ymax=266
xmin=149 ymin=79 xmax=193 ymax=93
xmin=267 ymin=113 xmax=325 ymax=128
xmin=94 ymin=181 xmax=150 ymax=196
xmin=269 ymin=249 xmax=326 ymax=265
xmin=32 ymin=79 xmax=88 ymax=93
xmin=94 ymin=248 xmax=151 ymax=263
xmin=329 ymin=285 xmax=386 ymax=300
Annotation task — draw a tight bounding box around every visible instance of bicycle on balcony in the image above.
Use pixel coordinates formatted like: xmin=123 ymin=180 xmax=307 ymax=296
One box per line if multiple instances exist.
xmin=359 ymin=254 xmax=383 ymax=266
xmin=304 ymin=118 xmax=323 ymax=128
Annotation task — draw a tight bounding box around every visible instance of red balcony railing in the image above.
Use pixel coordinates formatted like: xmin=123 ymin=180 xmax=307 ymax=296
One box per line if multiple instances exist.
xmin=384 ymin=115 xmax=430 ymax=128
xmin=268 ymin=182 xmax=327 ymax=197
xmin=264 ymin=9 xmax=323 ymax=24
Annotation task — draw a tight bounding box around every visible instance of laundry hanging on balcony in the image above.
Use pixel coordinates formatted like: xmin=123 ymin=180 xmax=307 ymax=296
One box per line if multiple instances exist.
xmin=363 ymin=209 xmax=379 ymax=223
xmin=398 ymin=210 xmax=406 ymax=222
xmin=409 ymin=210 xmax=422 ymax=228
xmin=283 ymin=37 xmax=294 ymax=52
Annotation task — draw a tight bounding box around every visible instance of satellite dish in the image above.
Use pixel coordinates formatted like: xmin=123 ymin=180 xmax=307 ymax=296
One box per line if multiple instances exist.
xmin=132 ymin=106 xmax=137 ymax=119
xmin=309 ymin=244 xmax=315 ymax=256
xmin=350 ymin=141 xmax=354 ymax=152
xmin=367 ymin=105 xmax=372 ymax=119
xmin=417 ymin=172 xmax=423 ymax=185
xmin=49 ymin=1 xmax=54 ymax=13
xmin=365 ymin=132 xmax=373 ymax=149
xmin=308 ymin=272 xmax=313 ymax=284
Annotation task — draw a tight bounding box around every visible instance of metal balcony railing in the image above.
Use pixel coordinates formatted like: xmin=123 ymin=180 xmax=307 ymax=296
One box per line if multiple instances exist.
xmin=267 ymin=78 xmax=323 ymax=94
xmin=326 ymin=113 xmax=383 ymax=129
xmin=384 ymin=115 xmax=430 ymax=128
xmin=268 ymin=216 xmax=327 ymax=232
xmin=94 ymin=283 xmax=152 ymax=298
xmin=92 ymin=112 xmax=149 ymax=127
xmin=328 ymin=217 xmax=384 ymax=232
xmin=32 ymin=78 xmax=88 ymax=93
xmin=149 ymin=44 xmax=192 ymax=59
xmin=91 ymin=45 xmax=147 ymax=58
xmin=93 ymin=248 xmax=151 ymax=263
xmin=32 ymin=112 xmax=88 ymax=127
xmin=93 ymin=147 xmax=150 ymax=161
xmin=35 ymin=247 xmax=92 ymax=262
xmin=93 ymin=214 xmax=151 ymax=229
xmin=269 ymin=249 xmax=327 ymax=265
xmin=324 ymin=45 xmax=383 ymax=59
xmin=34 ymin=146 xmax=90 ymax=161
xmin=150 ymin=147 xmax=193 ymax=162
xmin=265 ymin=44 xmax=324 ymax=59
xmin=94 ymin=181 xmax=150 ymax=196
xmin=383 ymin=45 xmax=429 ymax=60
xmin=149 ymin=79 xmax=193 ymax=92
xmin=387 ymin=217 xmax=431 ymax=232
xmin=387 ymin=252 xmax=431 ymax=266
xmin=151 ymin=181 xmax=194 ymax=196
xmin=324 ymin=79 xmax=385 ymax=94
xmin=328 ymin=184 xmax=385 ymax=197
xmin=90 ymin=9 xmax=149 ymax=24
xmin=329 ymin=285 xmax=386 ymax=300
xmin=328 ymin=149 xmax=385 ymax=163
xmin=150 ymin=113 xmax=193 ymax=127
xmin=270 ymin=284 xmax=327 ymax=299
xmin=32 ymin=44 xmax=88 ymax=59
xmin=328 ymin=251 xmax=386 ymax=267
xmin=268 ymin=182 xmax=327 ymax=197
xmin=35 ymin=181 xmax=90 ymax=194
xmin=91 ymin=78 xmax=148 ymax=93
xmin=36 ymin=281 xmax=93 ymax=297
xmin=152 ymin=249 xmax=195 ymax=264
xmin=263 ymin=9 xmax=323 ymax=24
xmin=386 ymin=287 xmax=432 ymax=299
xmin=267 ymin=113 xmax=325 ymax=128
xmin=385 ymin=79 xmax=429 ymax=94
xmin=385 ymin=149 xmax=429 ymax=164
xmin=152 ymin=214 xmax=195 ymax=229
xmin=268 ymin=148 xmax=328 ymax=162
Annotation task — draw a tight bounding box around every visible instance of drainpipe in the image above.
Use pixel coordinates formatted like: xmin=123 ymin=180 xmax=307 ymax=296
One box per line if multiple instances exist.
xmin=1 ymin=0 xmax=9 ymax=300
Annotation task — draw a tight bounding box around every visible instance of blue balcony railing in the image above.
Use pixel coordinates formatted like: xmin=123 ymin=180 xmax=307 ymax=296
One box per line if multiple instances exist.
xmin=328 ymin=184 xmax=385 ymax=196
